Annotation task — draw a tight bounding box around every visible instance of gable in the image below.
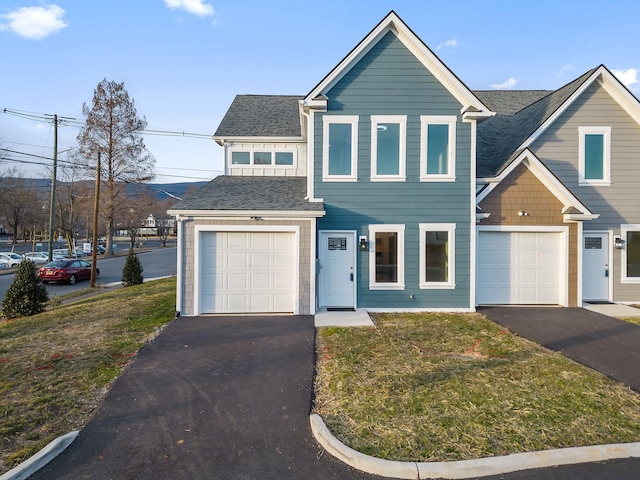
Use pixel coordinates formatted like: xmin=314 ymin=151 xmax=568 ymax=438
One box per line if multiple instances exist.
xmin=325 ymin=31 xmax=461 ymax=113
xmin=304 ymin=11 xmax=491 ymax=117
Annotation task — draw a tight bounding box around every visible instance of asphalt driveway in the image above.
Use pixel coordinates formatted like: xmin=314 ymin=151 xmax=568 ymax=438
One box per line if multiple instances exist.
xmin=480 ymin=306 xmax=640 ymax=392
xmin=28 ymin=315 xmax=380 ymax=480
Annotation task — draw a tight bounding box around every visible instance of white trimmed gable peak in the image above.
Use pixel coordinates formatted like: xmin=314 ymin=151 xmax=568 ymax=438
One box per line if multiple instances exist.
xmin=303 ymin=11 xmax=493 ymax=118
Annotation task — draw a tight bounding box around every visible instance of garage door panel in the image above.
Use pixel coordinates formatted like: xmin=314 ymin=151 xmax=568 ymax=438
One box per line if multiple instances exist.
xmin=200 ymin=231 xmax=296 ymax=314
xmin=478 ymin=231 xmax=562 ymax=305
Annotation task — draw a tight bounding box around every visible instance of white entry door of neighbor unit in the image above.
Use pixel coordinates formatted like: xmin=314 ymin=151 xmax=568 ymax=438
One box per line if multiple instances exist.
xmin=318 ymin=231 xmax=355 ymax=308
xmin=477 ymin=230 xmax=562 ymax=305
xmin=199 ymin=231 xmax=296 ymax=314
xmin=582 ymin=232 xmax=609 ymax=301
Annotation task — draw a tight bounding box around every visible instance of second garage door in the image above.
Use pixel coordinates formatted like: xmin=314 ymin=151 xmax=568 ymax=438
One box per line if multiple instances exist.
xmin=477 ymin=231 xmax=562 ymax=305
xmin=200 ymin=231 xmax=296 ymax=313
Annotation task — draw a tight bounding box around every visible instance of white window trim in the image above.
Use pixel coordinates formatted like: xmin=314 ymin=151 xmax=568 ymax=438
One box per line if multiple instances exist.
xmin=371 ymin=115 xmax=407 ymax=182
xmin=368 ymin=224 xmax=405 ymax=290
xmin=323 ymin=115 xmax=359 ymax=182
xmin=420 ymin=115 xmax=457 ymax=182
xmin=578 ymin=126 xmax=611 ymax=186
xmin=621 ymin=224 xmax=640 ymax=283
xmin=229 ymin=148 xmax=297 ymax=168
xmin=419 ymin=223 xmax=456 ymax=289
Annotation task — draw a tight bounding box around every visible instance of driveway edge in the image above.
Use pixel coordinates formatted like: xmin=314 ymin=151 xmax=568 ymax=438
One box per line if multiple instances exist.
xmin=310 ymin=414 xmax=640 ymax=479
xmin=0 ymin=431 xmax=78 ymax=480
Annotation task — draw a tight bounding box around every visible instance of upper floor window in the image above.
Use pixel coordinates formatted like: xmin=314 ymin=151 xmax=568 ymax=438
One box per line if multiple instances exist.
xmin=371 ymin=115 xmax=406 ymax=181
xmin=420 ymin=115 xmax=457 ymax=182
xmin=230 ymin=150 xmax=295 ymax=166
xmin=369 ymin=224 xmax=405 ymax=290
xmin=419 ymin=223 xmax=456 ymax=289
xmin=579 ymin=126 xmax=611 ymax=185
xmin=323 ymin=115 xmax=359 ymax=181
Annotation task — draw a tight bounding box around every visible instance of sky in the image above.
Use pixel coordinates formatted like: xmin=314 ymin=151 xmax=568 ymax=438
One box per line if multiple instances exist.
xmin=1 ymin=0 xmax=639 ymax=186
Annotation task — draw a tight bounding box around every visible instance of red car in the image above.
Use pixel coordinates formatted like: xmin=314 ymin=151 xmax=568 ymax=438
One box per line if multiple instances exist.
xmin=37 ymin=259 xmax=99 ymax=285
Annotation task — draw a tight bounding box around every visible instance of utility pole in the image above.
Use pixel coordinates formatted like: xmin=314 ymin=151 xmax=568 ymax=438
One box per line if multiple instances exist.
xmin=90 ymin=152 xmax=100 ymax=288
xmin=44 ymin=113 xmax=75 ymax=261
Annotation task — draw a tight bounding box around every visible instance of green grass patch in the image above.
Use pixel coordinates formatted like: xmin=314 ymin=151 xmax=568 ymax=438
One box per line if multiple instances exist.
xmin=0 ymin=277 xmax=176 ymax=473
xmin=314 ymin=312 xmax=640 ymax=462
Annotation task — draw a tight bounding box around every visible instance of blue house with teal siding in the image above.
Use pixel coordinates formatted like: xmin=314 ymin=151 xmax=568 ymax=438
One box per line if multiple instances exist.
xmin=171 ymin=10 xmax=640 ymax=316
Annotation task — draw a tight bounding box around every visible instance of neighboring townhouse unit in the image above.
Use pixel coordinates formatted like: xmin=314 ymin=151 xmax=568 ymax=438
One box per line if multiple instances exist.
xmin=169 ymin=11 xmax=640 ymax=316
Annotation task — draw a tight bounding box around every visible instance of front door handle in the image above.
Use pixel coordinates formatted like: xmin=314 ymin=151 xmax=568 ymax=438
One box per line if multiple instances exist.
xmin=350 ymin=273 xmax=354 ymax=282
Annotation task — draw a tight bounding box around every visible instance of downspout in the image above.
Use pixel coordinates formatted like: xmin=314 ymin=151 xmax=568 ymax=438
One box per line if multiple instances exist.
xmin=300 ymin=106 xmax=315 ymax=201
xmin=175 ymin=215 xmax=183 ymax=317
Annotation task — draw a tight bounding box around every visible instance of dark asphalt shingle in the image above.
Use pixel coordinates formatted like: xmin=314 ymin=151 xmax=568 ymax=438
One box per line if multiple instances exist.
xmin=170 ymin=176 xmax=323 ymax=212
xmin=214 ymin=95 xmax=304 ymax=138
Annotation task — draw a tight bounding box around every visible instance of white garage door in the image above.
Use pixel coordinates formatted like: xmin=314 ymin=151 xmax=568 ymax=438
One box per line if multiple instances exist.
xmin=200 ymin=231 xmax=296 ymax=313
xmin=477 ymin=231 xmax=561 ymax=305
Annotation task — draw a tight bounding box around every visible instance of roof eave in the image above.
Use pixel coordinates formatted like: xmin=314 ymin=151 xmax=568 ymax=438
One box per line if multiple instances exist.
xmin=168 ymin=209 xmax=325 ymax=219
xmin=214 ymin=135 xmax=305 ymax=146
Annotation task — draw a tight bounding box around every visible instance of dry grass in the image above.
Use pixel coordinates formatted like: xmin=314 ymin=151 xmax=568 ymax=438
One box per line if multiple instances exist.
xmin=314 ymin=312 xmax=640 ymax=462
xmin=0 ymin=277 xmax=176 ymax=473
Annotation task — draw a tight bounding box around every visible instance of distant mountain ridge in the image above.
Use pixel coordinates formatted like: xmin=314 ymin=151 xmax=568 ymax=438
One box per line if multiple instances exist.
xmin=11 ymin=178 xmax=208 ymax=201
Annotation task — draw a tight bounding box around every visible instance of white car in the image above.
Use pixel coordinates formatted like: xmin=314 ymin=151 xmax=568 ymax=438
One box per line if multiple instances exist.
xmin=23 ymin=252 xmax=50 ymax=265
xmin=0 ymin=252 xmax=23 ymax=268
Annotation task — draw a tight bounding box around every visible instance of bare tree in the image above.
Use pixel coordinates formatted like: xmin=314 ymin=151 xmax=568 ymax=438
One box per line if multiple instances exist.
xmin=76 ymin=79 xmax=155 ymax=255
xmin=1 ymin=173 xmax=39 ymax=246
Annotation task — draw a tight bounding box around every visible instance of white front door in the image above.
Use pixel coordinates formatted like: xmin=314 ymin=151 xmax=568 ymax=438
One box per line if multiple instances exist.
xmin=318 ymin=231 xmax=355 ymax=308
xmin=583 ymin=232 xmax=609 ymax=301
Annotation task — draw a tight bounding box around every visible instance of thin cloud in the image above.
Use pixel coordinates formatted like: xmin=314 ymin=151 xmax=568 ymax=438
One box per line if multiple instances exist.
xmin=435 ymin=39 xmax=458 ymax=51
xmin=164 ymin=0 xmax=215 ymax=18
xmin=612 ymin=68 xmax=639 ymax=89
xmin=556 ymin=64 xmax=574 ymax=78
xmin=0 ymin=4 xmax=69 ymax=40
xmin=491 ymin=77 xmax=517 ymax=89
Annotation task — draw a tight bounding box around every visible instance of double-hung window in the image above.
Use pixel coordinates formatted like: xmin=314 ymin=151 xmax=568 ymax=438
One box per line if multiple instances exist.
xmin=419 ymin=223 xmax=456 ymax=289
xmin=579 ymin=126 xmax=611 ymax=185
xmin=371 ymin=115 xmax=406 ymax=181
xmin=622 ymin=224 xmax=640 ymax=283
xmin=323 ymin=115 xmax=359 ymax=181
xmin=420 ymin=115 xmax=456 ymax=181
xmin=369 ymin=224 xmax=405 ymax=290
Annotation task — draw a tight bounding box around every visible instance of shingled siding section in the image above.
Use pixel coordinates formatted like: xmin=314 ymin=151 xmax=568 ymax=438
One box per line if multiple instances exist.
xmin=179 ymin=218 xmax=314 ymax=316
xmin=479 ymin=164 xmax=579 ymax=307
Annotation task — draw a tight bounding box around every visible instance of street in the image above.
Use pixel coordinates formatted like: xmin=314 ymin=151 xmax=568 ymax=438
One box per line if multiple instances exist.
xmin=0 ymin=243 xmax=177 ymax=303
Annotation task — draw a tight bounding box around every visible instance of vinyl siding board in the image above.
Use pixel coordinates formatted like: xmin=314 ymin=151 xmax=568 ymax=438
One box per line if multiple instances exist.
xmin=530 ymin=81 xmax=640 ymax=302
xmin=314 ymin=31 xmax=473 ymax=309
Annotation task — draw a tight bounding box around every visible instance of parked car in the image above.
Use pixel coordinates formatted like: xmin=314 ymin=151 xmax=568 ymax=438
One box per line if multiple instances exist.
xmin=0 ymin=252 xmax=23 ymax=268
xmin=53 ymin=248 xmax=70 ymax=258
xmin=37 ymin=259 xmax=99 ymax=285
xmin=23 ymin=252 xmax=50 ymax=265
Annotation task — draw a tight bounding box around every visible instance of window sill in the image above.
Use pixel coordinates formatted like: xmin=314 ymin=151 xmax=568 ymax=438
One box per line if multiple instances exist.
xmin=369 ymin=284 xmax=405 ymax=290
xmin=579 ymin=180 xmax=611 ymax=186
xmin=419 ymin=283 xmax=456 ymax=289
xmin=420 ymin=176 xmax=457 ymax=182
xmin=370 ymin=176 xmax=406 ymax=182
xmin=621 ymin=277 xmax=640 ymax=284
xmin=322 ymin=176 xmax=359 ymax=182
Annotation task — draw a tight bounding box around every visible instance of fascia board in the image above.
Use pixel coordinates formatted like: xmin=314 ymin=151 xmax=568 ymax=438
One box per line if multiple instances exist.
xmin=520 ymin=65 xmax=640 ymax=149
xmin=214 ymin=136 xmax=304 ymax=146
xmin=305 ymin=12 xmax=492 ymax=115
xmin=168 ymin=210 xmax=325 ymax=219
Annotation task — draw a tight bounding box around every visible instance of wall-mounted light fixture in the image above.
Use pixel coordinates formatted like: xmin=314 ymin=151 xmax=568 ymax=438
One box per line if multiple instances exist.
xmin=359 ymin=236 xmax=368 ymax=251
xmin=250 ymin=216 xmax=263 ymax=221
xmin=518 ymin=210 xmax=529 ymax=217
xmin=615 ymin=236 xmax=626 ymax=249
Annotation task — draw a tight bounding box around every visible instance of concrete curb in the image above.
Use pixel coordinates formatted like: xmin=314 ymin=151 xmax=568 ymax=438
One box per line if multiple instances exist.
xmin=0 ymin=431 xmax=78 ymax=480
xmin=310 ymin=414 xmax=640 ymax=479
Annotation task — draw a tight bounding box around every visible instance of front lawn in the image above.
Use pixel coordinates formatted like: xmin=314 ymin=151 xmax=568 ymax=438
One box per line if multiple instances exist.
xmin=314 ymin=312 xmax=640 ymax=462
xmin=0 ymin=277 xmax=176 ymax=473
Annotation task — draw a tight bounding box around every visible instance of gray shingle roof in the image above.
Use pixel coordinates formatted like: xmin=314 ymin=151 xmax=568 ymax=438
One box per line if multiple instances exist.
xmin=214 ymin=95 xmax=304 ymax=138
xmin=170 ymin=176 xmax=324 ymax=212
xmin=475 ymin=68 xmax=598 ymax=177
